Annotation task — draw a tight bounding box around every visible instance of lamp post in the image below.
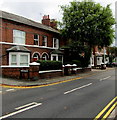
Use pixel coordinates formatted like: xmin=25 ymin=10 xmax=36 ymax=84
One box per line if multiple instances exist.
xmin=102 ymin=46 xmax=106 ymax=69
xmin=104 ymin=46 xmax=106 ymax=65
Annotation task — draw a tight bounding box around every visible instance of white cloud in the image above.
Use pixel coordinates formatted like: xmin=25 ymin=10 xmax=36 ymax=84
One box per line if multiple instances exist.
xmin=0 ymin=0 xmax=116 ymax=46
xmin=0 ymin=0 xmax=116 ymax=23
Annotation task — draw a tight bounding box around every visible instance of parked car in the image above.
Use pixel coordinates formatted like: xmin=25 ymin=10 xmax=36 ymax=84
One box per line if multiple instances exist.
xmin=112 ymin=62 xmax=117 ymax=67
xmin=106 ymin=62 xmax=113 ymax=67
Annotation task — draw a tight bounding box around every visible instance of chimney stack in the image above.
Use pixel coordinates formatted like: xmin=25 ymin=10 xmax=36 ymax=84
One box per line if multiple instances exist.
xmin=42 ymin=15 xmax=50 ymax=26
xmin=42 ymin=15 xmax=57 ymax=29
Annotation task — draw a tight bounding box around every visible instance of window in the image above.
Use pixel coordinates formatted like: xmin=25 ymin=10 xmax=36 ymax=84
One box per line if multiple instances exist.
xmin=11 ymin=55 xmax=17 ymax=65
xmin=20 ymin=55 xmax=28 ymax=66
xmin=9 ymin=52 xmax=30 ymax=66
xmin=52 ymin=56 xmax=57 ymax=61
xmin=33 ymin=53 xmax=40 ymax=61
xmin=51 ymin=54 xmax=57 ymax=61
xmin=53 ymin=38 xmax=59 ymax=48
xmin=42 ymin=36 xmax=47 ymax=47
xmin=34 ymin=34 xmax=39 ymax=45
xmin=42 ymin=53 xmax=48 ymax=60
xmin=51 ymin=54 xmax=63 ymax=62
xmin=13 ymin=30 xmax=25 ymax=44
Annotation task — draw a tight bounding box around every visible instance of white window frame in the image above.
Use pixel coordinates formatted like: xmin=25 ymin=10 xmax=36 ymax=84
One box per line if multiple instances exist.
xmin=20 ymin=54 xmax=29 ymax=66
xmin=13 ymin=30 xmax=26 ymax=45
xmin=51 ymin=54 xmax=63 ymax=63
xmin=10 ymin=54 xmax=17 ymax=66
xmin=34 ymin=34 xmax=39 ymax=46
xmin=32 ymin=52 xmax=40 ymax=61
xmin=97 ymin=56 xmax=103 ymax=65
xmin=42 ymin=36 xmax=47 ymax=47
xmin=41 ymin=52 xmax=49 ymax=60
xmin=51 ymin=54 xmax=58 ymax=61
xmin=53 ymin=38 xmax=59 ymax=49
xmin=58 ymin=55 xmax=63 ymax=62
xmin=9 ymin=52 xmax=30 ymax=66
xmin=90 ymin=55 xmax=94 ymax=66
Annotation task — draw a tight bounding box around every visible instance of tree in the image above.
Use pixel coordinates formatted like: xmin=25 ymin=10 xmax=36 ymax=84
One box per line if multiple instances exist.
xmin=107 ymin=46 xmax=117 ymax=62
xmin=60 ymin=0 xmax=115 ymax=66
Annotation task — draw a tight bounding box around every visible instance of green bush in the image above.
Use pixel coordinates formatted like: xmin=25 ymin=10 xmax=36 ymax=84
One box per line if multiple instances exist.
xmin=37 ymin=60 xmax=62 ymax=71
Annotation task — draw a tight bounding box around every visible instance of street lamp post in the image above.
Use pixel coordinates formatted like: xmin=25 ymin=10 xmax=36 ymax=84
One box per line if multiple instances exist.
xmin=104 ymin=46 xmax=106 ymax=65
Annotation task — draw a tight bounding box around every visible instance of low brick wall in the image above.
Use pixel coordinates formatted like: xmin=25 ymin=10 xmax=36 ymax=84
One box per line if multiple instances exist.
xmin=78 ymin=67 xmax=91 ymax=73
xmin=1 ymin=67 xmax=63 ymax=80
xmin=1 ymin=67 xmax=29 ymax=79
xmin=1 ymin=66 xmax=91 ymax=80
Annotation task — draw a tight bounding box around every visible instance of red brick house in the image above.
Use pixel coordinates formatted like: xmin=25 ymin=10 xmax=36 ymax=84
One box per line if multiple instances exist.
xmin=0 ymin=10 xmax=63 ymax=68
xmin=0 ymin=10 xmax=109 ymax=79
xmin=90 ymin=46 xmax=109 ymax=67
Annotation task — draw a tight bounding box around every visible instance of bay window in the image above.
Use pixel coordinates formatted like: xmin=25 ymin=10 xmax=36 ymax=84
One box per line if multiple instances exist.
xmin=9 ymin=52 xmax=30 ymax=66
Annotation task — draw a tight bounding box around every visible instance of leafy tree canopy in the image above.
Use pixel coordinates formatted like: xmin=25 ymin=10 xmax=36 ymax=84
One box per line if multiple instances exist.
xmin=60 ymin=0 xmax=115 ymax=47
xmin=107 ymin=46 xmax=117 ymax=56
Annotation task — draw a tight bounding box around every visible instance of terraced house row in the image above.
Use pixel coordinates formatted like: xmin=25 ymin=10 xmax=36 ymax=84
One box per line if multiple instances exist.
xmin=0 ymin=10 xmax=64 ymax=68
xmin=0 ymin=10 xmax=108 ymax=79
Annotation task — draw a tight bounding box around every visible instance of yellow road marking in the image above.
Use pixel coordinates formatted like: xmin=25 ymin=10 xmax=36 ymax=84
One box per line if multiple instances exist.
xmin=94 ymin=96 xmax=117 ymax=120
xmin=0 ymin=72 xmax=97 ymax=89
xmin=101 ymin=102 xmax=117 ymax=120
xmin=0 ymin=77 xmax=82 ymax=89
xmin=0 ymin=68 xmax=114 ymax=89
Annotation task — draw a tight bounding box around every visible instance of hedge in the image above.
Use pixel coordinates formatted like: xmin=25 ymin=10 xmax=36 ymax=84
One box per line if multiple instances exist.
xmin=37 ymin=60 xmax=62 ymax=71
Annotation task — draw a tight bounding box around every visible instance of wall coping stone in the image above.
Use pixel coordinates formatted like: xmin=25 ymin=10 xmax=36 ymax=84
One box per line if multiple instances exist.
xmin=29 ymin=62 xmax=40 ymax=66
xmin=39 ymin=69 xmax=62 ymax=74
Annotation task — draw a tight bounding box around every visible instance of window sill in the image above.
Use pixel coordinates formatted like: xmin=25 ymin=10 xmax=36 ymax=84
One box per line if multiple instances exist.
xmin=0 ymin=42 xmax=59 ymax=50
xmin=0 ymin=66 xmax=29 ymax=68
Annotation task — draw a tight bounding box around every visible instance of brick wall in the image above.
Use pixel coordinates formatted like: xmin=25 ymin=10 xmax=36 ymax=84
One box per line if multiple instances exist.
xmin=1 ymin=19 xmax=59 ymax=47
xmin=1 ymin=67 xmax=29 ymax=79
xmin=39 ymin=71 xmax=63 ymax=79
xmin=1 ymin=66 xmax=63 ymax=80
xmin=0 ymin=18 xmax=61 ymax=66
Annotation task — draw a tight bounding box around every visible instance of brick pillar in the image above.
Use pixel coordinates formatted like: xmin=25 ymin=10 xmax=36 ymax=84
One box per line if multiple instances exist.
xmin=29 ymin=62 xmax=40 ymax=80
xmin=64 ymin=64 xmax=72 ymax=75
xmin=62 ymin=65 xmax=65 ymax=76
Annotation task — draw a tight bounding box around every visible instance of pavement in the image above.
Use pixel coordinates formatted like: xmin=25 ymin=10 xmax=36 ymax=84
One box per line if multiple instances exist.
xmin=0 ymin=67 xmax=116 ymax=119
xmin=0 ymin=67 xmax=115 ymax=87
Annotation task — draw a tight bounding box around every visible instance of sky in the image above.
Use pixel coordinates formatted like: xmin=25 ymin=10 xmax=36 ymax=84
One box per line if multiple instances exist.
xmin=0 ymin=0 xmax=117 ymax=46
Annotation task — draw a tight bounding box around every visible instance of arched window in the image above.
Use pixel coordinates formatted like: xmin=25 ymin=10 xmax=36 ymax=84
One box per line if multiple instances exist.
xmin=41 ymin=53 xmax=49 ymax=60
xmin=33 ymin=53 xmax=40 ymax=61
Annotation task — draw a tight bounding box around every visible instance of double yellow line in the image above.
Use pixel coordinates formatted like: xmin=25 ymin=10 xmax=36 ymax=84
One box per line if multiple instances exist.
xmin=94 ymin=96 xmax=117 ymax=120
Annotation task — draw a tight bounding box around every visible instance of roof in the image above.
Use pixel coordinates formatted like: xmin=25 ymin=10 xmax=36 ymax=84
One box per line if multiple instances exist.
xmin=50 ymin=49 xmax=63 ymax=54
xmin=6 ymin=46 xmax=31 ymax=52
xmin=0 ymin=10 xmax=59 ymax=34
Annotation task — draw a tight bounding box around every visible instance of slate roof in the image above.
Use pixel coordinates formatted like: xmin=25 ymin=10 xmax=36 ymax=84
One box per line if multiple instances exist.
xmin=0 ymin=10 xmax=59 ymax=34
xmin=50 ymin=49 xmax=63 ymax=54
xmin=6 ymin=46 xmax=31 ymax=52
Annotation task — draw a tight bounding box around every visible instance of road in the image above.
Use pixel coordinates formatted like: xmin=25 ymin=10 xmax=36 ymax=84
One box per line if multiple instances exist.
xmin=0 ymin=68 xmax=116 ymax=119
